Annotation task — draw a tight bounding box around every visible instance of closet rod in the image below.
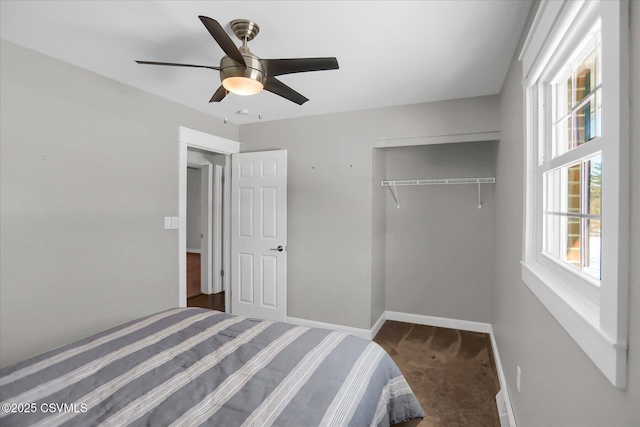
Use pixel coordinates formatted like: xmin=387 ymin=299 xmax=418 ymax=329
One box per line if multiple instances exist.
xmin=381 ymin=177 xmax=495 ymax=209
xmin=381 ymin=177 xmax=495 ymax=186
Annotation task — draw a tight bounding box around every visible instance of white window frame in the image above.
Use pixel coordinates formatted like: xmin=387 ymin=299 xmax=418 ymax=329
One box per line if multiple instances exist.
xmin=519 ymin=0 xmax=629 ymax=388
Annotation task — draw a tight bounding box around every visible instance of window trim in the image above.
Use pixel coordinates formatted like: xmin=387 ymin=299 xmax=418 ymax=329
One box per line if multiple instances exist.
xmin=519 ymin=0 xmax=629 ymax=388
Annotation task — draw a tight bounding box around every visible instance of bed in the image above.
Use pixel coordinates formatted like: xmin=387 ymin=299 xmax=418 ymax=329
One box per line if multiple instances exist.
xmin=0 ymin=308 xmax=424 ymax=426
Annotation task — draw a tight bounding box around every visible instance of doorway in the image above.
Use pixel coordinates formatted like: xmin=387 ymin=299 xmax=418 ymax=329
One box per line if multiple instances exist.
xmin=185 ymin=151 xmax=225 ymax=311
xmin=178 ymin=127 xmax=289 ymax=322
xmin=186 ymin=166 xmax=202 ymax=300
xmin=178 ymin=127 xmax=240 ymax=313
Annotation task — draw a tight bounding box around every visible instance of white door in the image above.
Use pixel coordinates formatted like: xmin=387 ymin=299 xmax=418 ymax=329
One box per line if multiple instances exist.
xmin=211 ymin=164 xmax=224 ymax=293
xmin=231 ymin=150 xmax=287 ymax=321
xmin=200 ymin=164 xmax=213 ymax=295
xmin=190 ymin=159 xmax=224 ymax=295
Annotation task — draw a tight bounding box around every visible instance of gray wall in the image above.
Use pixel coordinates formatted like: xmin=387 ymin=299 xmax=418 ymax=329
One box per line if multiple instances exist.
xmin=240 ymin=95 xmax=499 ymax=329
xmin=0 ymin=40 xmax=239 ymax=367
xmin=186 ymin=168 xmax=201 ymax=251
xmin=371 ymin=148 xmax=387 ymax=325
xmin=492 ymin=1 xmax=639 ymax=425
xmin=383 ymin=142 xmax=496 ymax=323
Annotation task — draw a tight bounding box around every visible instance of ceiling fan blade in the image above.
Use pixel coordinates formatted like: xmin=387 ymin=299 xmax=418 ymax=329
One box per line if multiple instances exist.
xmin=209 ymin=85 xmax=227 ymax=103
xmin=264 ymin=78 xmax=309 ymax=105
xmin=261 ymin=58 xmax=339 ymax=77
xmin=135 ymin=60 xmax=220 ymax=71
xmin=198 ymin=16 xmax=246 ymax=66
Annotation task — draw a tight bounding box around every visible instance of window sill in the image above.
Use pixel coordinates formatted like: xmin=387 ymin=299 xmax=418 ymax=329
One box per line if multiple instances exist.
xmin=521 ymin=261 xmax=627 ymax=388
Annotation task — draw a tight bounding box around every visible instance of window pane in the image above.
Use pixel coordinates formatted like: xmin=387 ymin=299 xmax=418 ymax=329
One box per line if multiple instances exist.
xmin=595 ymin=89 xmax=602 ymax=136
xmin=553 ymin=77 xmax=572 ymax=157
xmin=565 ymin=216 xmax=581 ymax=268
xmin=585 ymin=218 xmax=601 ymax=279
xmin=566 ymin=77 xmax=572 ymax=112
xmin=566 ymin=163 xmax=581 ymax=214
xmin=575 ymin=49 xmax=595 ymax=103
xmin=596 ymin=36 xmax=602 ymax=87
xmin=559 ymin=116 xmax=572 ymax=155
xmin=543 ymin=168 xmax=562 ymax=258
xmin=573 ymin=96 xmax=596 ymax=146
xmin=557 ymin=76 xmax=572 ymax=117
xmin=545 ymin=168 xmax=561 ymax=212
xmin=544 ymin=214 xmax=561 ymax=259
xmin=588 ymin=155 xmax=602 ymax=215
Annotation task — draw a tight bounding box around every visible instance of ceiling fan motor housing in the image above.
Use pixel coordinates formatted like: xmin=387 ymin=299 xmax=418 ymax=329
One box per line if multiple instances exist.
xmin=220 ymin=48 xmax=266 ymax=89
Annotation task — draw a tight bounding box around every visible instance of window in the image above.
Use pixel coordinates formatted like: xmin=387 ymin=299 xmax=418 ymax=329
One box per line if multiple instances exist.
xmin=519 ymin=0 xmax=629 ymax=388
xmin=544 ymin=29 xmax=602 ymax=286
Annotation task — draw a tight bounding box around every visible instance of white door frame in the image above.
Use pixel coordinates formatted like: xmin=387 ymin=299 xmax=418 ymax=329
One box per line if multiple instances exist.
xmin=178 ymin=126 xmax=239 ymax=311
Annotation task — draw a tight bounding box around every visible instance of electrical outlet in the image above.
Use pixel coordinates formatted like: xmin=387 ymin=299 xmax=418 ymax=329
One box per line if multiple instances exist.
xmin=516 ymin=366 xmax=522 ymax=392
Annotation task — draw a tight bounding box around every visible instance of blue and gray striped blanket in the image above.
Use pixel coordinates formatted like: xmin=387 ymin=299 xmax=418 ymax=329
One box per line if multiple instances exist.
xmin=1 ymin=308 xmax=424 ymax=426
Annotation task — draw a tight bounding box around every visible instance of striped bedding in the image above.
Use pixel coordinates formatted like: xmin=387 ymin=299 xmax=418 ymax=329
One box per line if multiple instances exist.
xmin=0 ymin=308 xmax=424 ymax=426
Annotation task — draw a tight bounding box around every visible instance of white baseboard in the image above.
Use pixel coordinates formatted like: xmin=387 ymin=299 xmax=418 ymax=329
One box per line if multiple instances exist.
xmin=489 ymin=325 xmax=517 ymax=427
xmin=186 ymin=248 xmax=201 ymax=254
xmin=371 ymin=312 xmax=387 ymax=339
xmin=384 ymin=310 xmax=493 ymax=334
xmin=287 ymin=310 xmax=516 ymax=427
xmin=285 ymin=316 xmax=372 ymax=340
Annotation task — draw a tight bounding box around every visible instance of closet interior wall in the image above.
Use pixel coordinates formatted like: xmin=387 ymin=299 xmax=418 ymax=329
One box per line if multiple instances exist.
xmin=381 ymin=141 xmax=497 ymax=323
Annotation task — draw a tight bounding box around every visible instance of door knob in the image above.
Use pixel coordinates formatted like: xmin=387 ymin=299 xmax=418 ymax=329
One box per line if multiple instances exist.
xmin=270 ymin=245 xmax=284 ymax=252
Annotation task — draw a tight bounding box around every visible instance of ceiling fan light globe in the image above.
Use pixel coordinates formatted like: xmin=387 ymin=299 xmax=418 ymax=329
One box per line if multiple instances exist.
xmin=223 ymin=76 xmax=263 ymax=96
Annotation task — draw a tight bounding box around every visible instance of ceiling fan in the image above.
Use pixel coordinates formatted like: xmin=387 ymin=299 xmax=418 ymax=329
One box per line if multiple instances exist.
xmin=136 ymin=16 xmax=339 ymax=105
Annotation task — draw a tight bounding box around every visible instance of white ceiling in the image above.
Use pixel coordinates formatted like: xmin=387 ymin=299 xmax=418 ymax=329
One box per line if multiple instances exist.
xmin=0 ymin=0 xmax=532 ymax=125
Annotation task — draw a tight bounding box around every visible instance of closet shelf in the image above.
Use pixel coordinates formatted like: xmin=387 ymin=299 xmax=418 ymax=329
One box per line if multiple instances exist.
xmin=381 ymin=177 xmax=495 ymax=210
xmin=381 ymin=177 xmax=495 ymax=186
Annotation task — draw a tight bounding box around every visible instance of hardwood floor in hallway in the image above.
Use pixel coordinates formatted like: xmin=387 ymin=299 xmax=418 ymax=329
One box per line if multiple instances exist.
xmin=186 ymin=252 xmax=201 ymax=299
xmin=186 ymin=252 xmax=225 ymax=312
xmin=188 ymin=292 xmax=225 ymax=312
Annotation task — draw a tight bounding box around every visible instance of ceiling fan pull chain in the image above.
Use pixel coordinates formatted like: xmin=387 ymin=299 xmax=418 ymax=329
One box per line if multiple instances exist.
xmin=259 ymin=92 xmax=263 ymax=120
xmin=224 ymin=90 xmax=229 ymax=124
